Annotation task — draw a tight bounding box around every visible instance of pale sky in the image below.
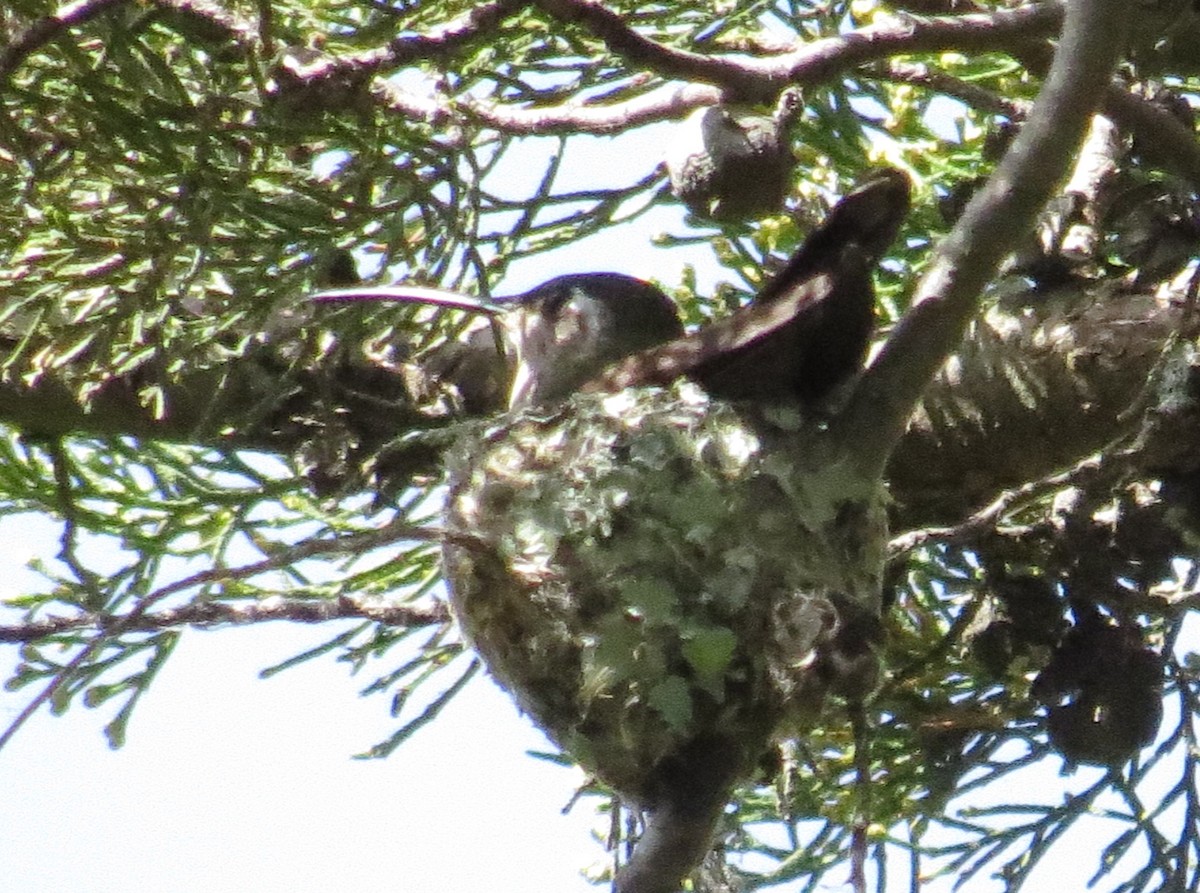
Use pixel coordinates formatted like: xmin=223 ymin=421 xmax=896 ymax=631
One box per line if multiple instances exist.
xmin=0 ymin=584 xmax=602 ymax=892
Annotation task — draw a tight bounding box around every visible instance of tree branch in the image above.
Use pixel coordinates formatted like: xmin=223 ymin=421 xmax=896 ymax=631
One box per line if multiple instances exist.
xmin=363 ymin=2 xmax=1200 ymax=195
xmin=848 ymin=0 xmax=1131 ymax=478
xmin=887 ymin=289 xmax=1176 ymax=524
xmin=151 ymin=0 xmax=260 ymax=47
xmin=378 ymin=49 xmax=1039 ymax=138
xmin=884 ymin=60 xmax=1031 ymax=120
xmin=0 ymin=283 xmax=1187 ymax=532
xmin=889 ymin=453 xmax=1105 ymax=555
xmin=0 ymin=515 xmax=454 ymax=646
xmin=529 ymin=0 xmax=1062 ymax=101
xmin=273 ymin=0 xmax=526 ymax=83
xmin=1102 ymin=85 xmax=1200 ymax=187
xmin=764 ymin=4 xmax=1061 ymax=93
xmin=325 ymin=4 xmax=1061 ymax=135
xmin=373 ymin=79 xmax=725 ymax=136
xmin=0 ymin=0 xmax=129 ymax=83
xmin=0 ymin=513 xmax=456 ymax=748
xmin=0 ymin=596 xmax=449 ymax=644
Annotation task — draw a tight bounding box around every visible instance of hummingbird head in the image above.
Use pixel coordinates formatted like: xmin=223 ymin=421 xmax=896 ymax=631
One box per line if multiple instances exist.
xmin=312 ymin=272 xmax=683 ymax=410
xmin=500 ymin=273 xmax=684 ymax=407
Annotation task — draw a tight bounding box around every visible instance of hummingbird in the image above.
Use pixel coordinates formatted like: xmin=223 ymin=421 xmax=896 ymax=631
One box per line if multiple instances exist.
xmin=311 ymin=168 xmax=910 ymax=412
xmin=313 ymin=169 xmax=910 ymax=893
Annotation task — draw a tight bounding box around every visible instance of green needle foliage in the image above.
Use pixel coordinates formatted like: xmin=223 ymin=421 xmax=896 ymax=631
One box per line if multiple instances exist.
xmin=1 ymin=1 xmax=1200 ymax=890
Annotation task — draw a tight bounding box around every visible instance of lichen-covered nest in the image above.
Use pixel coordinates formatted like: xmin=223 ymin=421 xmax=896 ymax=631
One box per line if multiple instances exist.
xmin=443 ymin=382 xmax=887 ymax=805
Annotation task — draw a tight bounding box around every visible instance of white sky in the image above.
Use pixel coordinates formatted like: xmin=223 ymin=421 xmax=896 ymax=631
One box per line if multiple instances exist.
xmin=0 ymin=588 xmax=603 ymax=892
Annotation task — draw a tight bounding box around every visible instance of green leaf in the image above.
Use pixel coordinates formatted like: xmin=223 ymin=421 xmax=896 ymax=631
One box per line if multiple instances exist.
xmin=681 ymin=626 xmax=737 ymax=687
xmin=647 ymin=675 xmax=692 ymax=732
xmin=620 ymin=577 xmax=679 ymax=624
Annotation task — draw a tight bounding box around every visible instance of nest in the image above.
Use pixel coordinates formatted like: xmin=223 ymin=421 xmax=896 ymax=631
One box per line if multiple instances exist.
xmin=443 ymin=382 xmax=887 ymax=807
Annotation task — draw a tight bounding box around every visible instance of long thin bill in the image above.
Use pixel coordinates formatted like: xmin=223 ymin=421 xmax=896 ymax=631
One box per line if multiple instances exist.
xmin=311 ymin=285 xmax=510 ymax=365
xmin=309 ymin=285 xmax=505 ymax=315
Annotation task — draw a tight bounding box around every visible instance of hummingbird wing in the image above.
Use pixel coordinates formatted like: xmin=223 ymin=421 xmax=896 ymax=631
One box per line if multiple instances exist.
xmin=585 ymin=169 xmax=910 ymax=404
xmin=584 ymin=268 xmax=855 ymax=403
xmin=756 ymin=167 xmax=911 ymax=304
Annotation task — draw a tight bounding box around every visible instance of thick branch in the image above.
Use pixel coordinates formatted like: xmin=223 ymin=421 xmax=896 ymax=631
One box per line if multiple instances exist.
xmin=0 ymin=329 xmax=462 ymax=466
xmin=530 ymin=0 xmax=1061 ymax=100
xmin=335 ymin=5 xmax=1060 ymax=134
xmin=366 ymin=10 xmax=1200 ymax=194
xmin=764 ymin=4 xmax=1060 ymax=94
xmin=0 ymin=284 xmax=1188 ymax=534
xmin=847 ymin=0 xmax=1130 ymax=478
xmin=151 ymin=0 xmax=260 ymax=46
xmin=1102 ymin=86 xmax=1200 ymax=186
xmin=886 ymin=288 xmax=1176 ymax=524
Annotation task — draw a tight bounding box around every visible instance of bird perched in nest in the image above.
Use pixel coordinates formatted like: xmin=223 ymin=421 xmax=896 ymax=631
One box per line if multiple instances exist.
xmin=314 ymin=168 xmax=910 ymax=893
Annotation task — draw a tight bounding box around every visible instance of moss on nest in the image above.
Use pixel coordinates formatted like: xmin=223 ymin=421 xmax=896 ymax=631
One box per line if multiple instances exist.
xmin=443 ymin=381 xmax=887 ymax=805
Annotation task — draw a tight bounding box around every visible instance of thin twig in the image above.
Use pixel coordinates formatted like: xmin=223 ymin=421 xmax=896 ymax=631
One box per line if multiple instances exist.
xmin=885 ymin=60 xmax=1032 ymax=120
xmin=888 ymin=453 xmax=1107 ymax=555
xmin=45 ymin=439 xmax=107 ymax=608
xmin=373 ymin=79 xmax=723 ymax=136
xmin=0 ymin=516 xmax=462 ymax=751
xmin=277 ymin=0 xmax=526 ymax=81
xmin=0 ymin=596 xmax=449 ymax=644
xmin=849 ymin=704 xmax=872 ymax=893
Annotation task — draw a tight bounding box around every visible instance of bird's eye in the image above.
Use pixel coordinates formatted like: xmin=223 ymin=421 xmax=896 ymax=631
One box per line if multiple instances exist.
xmin=542 ymin=289 xmax=570 ymax=320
